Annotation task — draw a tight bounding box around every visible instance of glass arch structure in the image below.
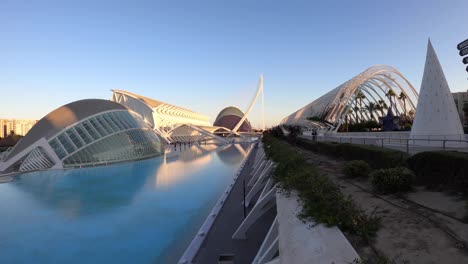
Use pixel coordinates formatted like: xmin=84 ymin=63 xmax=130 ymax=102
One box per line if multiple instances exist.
xmin=280 ymin=65 xmax=419 ymax=131
xmin=0 ymin=99 xmax=162 ymax=173
xmin=50 ymin=111 xmax=161 ymax=168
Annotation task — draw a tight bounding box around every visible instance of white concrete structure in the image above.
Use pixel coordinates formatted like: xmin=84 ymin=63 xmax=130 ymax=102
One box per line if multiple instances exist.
xmin=410 ymin=40 xmax=465 ymax=141
xmin=113 ymin=76 xmax=264 ymax=143
xmin=281 ymin=65 xmax=418 ymax=132
xmin=232 ymin=75 xmax=264 ymax=133
xmin=275 ymin=192 xmax=360 ymax=264
xmin=237 ymin=144 xmax=360 ymax=263
xmin=0 ymin=99 xmax=163 ymax=174
xmin=111 ymin=90 xmax=230 ymax=143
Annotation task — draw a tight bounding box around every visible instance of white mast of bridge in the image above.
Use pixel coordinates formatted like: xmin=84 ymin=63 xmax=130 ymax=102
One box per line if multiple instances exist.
xmin=231 ymin=74 xmax=264 ymax=134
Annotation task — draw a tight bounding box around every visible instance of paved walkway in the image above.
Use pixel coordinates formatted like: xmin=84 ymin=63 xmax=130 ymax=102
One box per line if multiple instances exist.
xmin=194 ymin=146 xmax=276 ymax=264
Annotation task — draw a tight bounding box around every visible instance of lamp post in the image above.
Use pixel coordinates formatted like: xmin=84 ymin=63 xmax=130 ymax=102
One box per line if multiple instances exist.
xmin=457 ymin=38 xmax=468 ymax=73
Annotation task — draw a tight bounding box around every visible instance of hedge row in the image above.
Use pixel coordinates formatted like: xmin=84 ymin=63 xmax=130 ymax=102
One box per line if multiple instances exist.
xmin=296 ymin=137 xmax=468 ymax=193
xmin=408 ymin=151 xmax=468 ymax=192
xmin=263 ymin=135 xmax=380 ymax=241
xmin=296 ymin=138 xmax=409 ymax=169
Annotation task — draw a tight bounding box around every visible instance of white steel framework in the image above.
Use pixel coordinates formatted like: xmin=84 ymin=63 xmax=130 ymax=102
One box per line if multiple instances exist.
xmin=280 ymin=65 xmax=419 ymax=131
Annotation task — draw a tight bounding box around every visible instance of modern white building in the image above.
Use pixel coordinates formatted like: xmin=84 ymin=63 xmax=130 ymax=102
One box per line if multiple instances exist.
xmin=111 ymin=90 xmax=234 ymax=143
xmin=111 ymin=76 xmax=265 ymax=143
xmin=410 ymin=40 xmax=465 ymax=141
xmin=0 ymin=99 xmax=162 ymax=174
xmin=280 ymin=65 xmax=419 ymax=132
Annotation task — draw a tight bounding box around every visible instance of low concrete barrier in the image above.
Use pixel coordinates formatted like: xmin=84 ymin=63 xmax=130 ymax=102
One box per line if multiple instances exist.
xmin=276 ymin=192 xmax=359 ymax=264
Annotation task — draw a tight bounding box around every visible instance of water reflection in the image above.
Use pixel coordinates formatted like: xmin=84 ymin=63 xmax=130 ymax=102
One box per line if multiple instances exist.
xmin=155 ymin=143 xmax=249 ymax=188
xmin=216 ymin=144 xmax=249 ymax=165
xmin=12 ymin=157 xmax=161 ymax=217
xmin=0 ymin=143 xmax=252 ymax=264
xmin=10 ymin=143 xmax=251 ymax=217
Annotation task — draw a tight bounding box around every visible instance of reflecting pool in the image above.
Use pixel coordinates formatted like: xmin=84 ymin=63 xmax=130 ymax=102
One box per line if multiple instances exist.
xmin=0 ymin=143 xmax=251 ymax=263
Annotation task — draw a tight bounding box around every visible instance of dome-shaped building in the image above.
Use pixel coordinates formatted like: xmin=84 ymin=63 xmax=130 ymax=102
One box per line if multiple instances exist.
xmin=0 ymin=99 xmax=162 ymax=173
xmin=213 ymin=106 xmax=253 ymax=132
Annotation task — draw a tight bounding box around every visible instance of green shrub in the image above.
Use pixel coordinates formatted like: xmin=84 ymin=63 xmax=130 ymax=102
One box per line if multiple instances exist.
xmin=264 ymin=125 xmax=284 ymax=138
xmin=343 ymin=160 xmax=371 ymax=178
xmin=262 ymin=134 xmax=380 ymax=241
xmin=370 ymin=167 xmax=414 ymax=194
xmin=296 ymin=138 xmax=409 ymax=169
xmin=408 ymin=151 xmax=468 ymax=193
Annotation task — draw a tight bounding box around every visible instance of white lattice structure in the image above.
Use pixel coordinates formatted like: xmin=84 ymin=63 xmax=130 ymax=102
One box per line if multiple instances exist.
xmin=410 ymin=40 xmax=464 ymax=141
xmin=110 ymin=90 xmax=231 ymax=143
xmin=111 ymin=90 xmax=211 ymax=130
xmin=0 ymin=99 xmax=163 ymax=174
xmin=112 ymin=76 xmax=264 ymax=143
xmin=281 ymin=65 xmax=419 ymax=131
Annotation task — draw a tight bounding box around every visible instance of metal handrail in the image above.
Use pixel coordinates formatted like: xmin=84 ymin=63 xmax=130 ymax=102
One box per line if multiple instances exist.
xmin=308 ymin=135 xmax=468 ymax=153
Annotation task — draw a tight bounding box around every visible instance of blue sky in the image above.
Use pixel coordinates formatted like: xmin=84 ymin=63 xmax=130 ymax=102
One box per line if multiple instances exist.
xmin=1 ymin=0 xmax=467 ymax=127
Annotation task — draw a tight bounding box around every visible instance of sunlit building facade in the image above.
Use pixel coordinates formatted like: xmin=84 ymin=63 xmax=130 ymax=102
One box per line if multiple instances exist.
xmin=0 ymin=119 xmax=37 ymax=138
xmin=0 ymin=99 xmax=162 ymax=173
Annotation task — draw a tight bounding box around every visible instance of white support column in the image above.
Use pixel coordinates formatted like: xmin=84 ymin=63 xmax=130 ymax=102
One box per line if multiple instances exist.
xmin=232 ymin=184 xmax=277 ymax=240
xmin=259 ymin=177 xmax=274 ymax=200
xmin=251 ymin=159 xmax=267 ymax=178
xmin=245 ymin=164 xmax=274 ymax=206
xmin=252 ymin=216 xmax=279 ymax=264
xmin=253 ymin=151 xmax=265 ymax=167
xmin=248 ymin=161 xmax=273 ymax=188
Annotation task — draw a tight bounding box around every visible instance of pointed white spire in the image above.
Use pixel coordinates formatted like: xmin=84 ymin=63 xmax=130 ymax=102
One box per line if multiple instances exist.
xmin=410 ymin=39 xmax=464 ymax=140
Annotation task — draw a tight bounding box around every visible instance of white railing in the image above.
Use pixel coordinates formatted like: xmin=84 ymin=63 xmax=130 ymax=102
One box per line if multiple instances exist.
xmin=303 ymin=134 xmax=468 ymax=154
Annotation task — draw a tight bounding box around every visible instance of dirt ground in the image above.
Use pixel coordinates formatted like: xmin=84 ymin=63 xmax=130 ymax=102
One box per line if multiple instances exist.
xmin=296 ymin=147 xmax=468 ymax=264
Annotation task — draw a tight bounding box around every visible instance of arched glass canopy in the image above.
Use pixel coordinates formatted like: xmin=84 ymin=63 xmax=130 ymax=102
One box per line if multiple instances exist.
xmin=281 ymin=65 xmax=419 ymax=131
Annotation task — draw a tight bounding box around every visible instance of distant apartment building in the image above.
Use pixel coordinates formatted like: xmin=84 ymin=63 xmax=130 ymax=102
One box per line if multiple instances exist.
xmin=0 ymin=119 xmax=38 ymax=138
xmin=452 ymin=91 xmax=468 ymax=127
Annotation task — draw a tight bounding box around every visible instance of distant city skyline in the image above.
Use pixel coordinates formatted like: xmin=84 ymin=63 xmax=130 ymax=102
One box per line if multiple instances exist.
xmin=0 ymin=119 xmax=38 ymax=138
xmin=1 ymin=0 xmax=468 ymax=128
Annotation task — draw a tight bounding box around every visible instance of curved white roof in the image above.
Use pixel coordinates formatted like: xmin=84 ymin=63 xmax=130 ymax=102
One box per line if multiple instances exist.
xmin=281 ymin=65 xmax=419 ymax=130
xmin=5 ymin=99 xmax=127 ymax=161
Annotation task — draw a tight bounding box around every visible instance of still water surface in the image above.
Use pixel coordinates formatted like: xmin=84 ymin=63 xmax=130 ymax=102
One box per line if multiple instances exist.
xmin=0 ymin=143 xmax=251 ymax=263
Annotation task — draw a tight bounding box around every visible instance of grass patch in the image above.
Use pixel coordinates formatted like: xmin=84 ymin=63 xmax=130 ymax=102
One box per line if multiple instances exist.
xmin=370 ymin=167 xmax=414 ymax=194
xmin=263 ymin=134 xmax=380 ymax=241
xmin=343 ymin=160 xmax=371 ymax=178
xmin=295 ymin=138 xmax=409 ymax=169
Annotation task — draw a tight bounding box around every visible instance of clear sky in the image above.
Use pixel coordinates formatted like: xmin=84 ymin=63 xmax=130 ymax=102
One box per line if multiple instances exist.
xmin=1 ymin=0 xmax=468 ymax=128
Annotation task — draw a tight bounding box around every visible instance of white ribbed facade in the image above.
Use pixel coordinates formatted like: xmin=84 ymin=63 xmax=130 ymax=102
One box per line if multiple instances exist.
xmin=281 ymin=65 xmax=419 ymax=131
xmin=0 ymin=99 xmax=163 ymax=174
xmin=111 ymin=90 xmax=211 ymax=131
xmin=111 ymin=90 xmax=231 ymax=143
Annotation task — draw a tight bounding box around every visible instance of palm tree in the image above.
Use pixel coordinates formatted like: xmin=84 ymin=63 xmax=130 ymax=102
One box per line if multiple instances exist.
xmin=353 ymin=106 xmax=360 ymax=123
xmin=408 ymin=109 xmax=415 ymax=121
xmin=356 ymin=91 xmax=366 ymax=122
xmin=345 ymin=109 xmax=353 ymax=131
xmin=398 ymin=92 xmax=407 ymax=120
xmin=385 ymin=90 xmax=397 ymax=112
xmin=377 ymin=100 xmax=388 ymax=116
xmin=365 ymin=102 xmax=377 ymax=121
